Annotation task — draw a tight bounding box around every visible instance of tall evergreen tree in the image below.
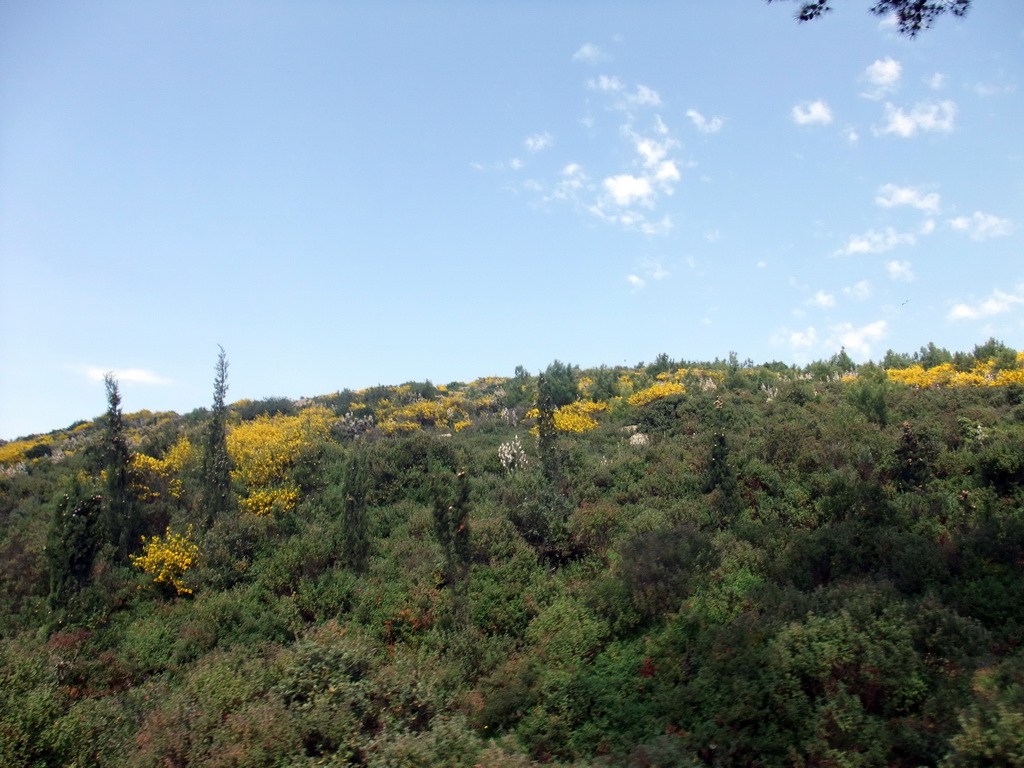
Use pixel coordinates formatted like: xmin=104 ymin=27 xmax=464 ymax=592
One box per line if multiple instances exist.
xmin=47 ymin=476 xmax=104 ymax=611
xmin=341 ymin=447 xmax=371 ymax=575
xmin=201 ymin=346 xmax=233 ymax=525
xmin=535 ymin=374 xmax=560 ymax=485
xmin=102 ymin=373 xmax=142 ymax=561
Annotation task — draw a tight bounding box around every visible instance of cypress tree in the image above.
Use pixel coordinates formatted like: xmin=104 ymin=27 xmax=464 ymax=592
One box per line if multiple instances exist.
xmin=102 ymin=373 xmax=143 ymax=561
xmin=47 ymin=477 xmax=104 ymax=611
xmin=536 ymin=374 xmax=560 ymax=485
xmin=201 ymin=346 xmax=233 ymax=525
xmin=342 ymin=447 xmax=371 ymax=575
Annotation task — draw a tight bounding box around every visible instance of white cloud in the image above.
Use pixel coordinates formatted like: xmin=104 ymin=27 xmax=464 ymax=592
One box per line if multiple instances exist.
xmin=830 ymin=320 xmax=888 ymax=360
xmin=874 ymin=100 xmax=956 ymax=137
xmin=948 ymin=289 xmax=1024 ymax=320
xmin=792 ymin=100 xmax=833 ymax=125
xmin=603 ymin=174 xmax=654 ymax=206
xmin=862 ymin=57 xmax=902 ymax=99
xmin=587 ymin=76 xmax=662 ymax=110
xmin=642 ymin=259 xmax=670 ymax=280
xmin=973 ymin=82 xmax=1014 ymax=97
xmin=790 ymin=327 xmax=818 ymax=348
xmin=927 ymin=72 xmax=947 ymax=90
xmin=835 ymin=226 xmax=915 ymax=256
xmin=920 ymin=219 xmax=936 ymax=235
xmin=635 ymin=137 xmax=668 ymax=167
xmin=84 ymin=366 xmax=170 ymax=385
xmin=686 ymin=109 xmax=725 ymax=134
xmin=626 ymin=274 xmax=646 ymax=291
xmin=843 ymin=280 xmax=872 ymax=299
xmin=509 ymin=158 xmax=523 ymax=170
xmin=844 ymin=127 xmax=860 ymax=144
xmin=622 ymin=85 xmax=662 ymax=109
xmin=949 ymin=211 xmax=1013 ymax=240
xmin=810 ymin=290 xmax=836 ymax=308
xmin=524 ymin=132 xmax=553 ymax=152
xmin=874 ymin=183 xmax=941 ymax=213
xmin=886 ymin=260 xmax=914 ymax=281
xmin=587 ymin=75 xmax=623 ymax=93
xmin=572 ymin=43 xmax=606 ymax=63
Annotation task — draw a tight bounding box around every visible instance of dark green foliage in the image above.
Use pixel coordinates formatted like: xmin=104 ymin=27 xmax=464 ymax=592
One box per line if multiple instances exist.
xmin=200 ymin=346 xmax=233 ymax=525
xmin=102 ymin=374 xmax=143 ymax=562
xmin=848 ymin=363 xmax=891 ymax=426
xmin=768 ymin=0 xmax=971 ymax=38
xmin=430 ymin=463 xmax=472 ymax=594
xmin=919 ymin=341 xmax=955 ymax=368
xmin=972 ymin=337 xmax=1018 ymax=371
xmin=46 ymin=478 xmax=104 ymax=612
xmin=341 ymin=447 xmax=371 ymax=575
xmin=535 ymin=374 xmax=560 ymax=485
xmin=231 ymin=395 xmax=295 ymax=421
xmin=540 ymin=359 xmax=579 ymax=408
xmin=5 ymin=341 xmax=1024 ymax=767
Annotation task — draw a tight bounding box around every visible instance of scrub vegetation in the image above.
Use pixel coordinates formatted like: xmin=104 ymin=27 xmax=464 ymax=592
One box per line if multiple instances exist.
xmin=2 ymin=338 xmax=1023 ymax=767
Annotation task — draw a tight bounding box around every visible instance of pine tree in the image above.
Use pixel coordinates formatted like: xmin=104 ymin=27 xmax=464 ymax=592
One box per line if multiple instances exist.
xmin=102 ymin=373 xmax=143 ymax=561
xmin=341 ymin=447 xmax=371 ymax=575
xmin=535 ymin=374 xmax=560 ymax=485
xmin=47 ymin=476 xmax=104 ymax=611
xmin=201 ymin=346 xmax=233 ymax=526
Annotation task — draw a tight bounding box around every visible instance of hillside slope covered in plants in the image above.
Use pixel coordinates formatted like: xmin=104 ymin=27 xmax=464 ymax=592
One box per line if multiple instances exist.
xmin=2 ymin=340 xmax=1024 ymax=767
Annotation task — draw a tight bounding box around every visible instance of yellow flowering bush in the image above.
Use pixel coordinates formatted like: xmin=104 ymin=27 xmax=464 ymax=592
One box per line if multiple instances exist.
xmin=887 ymin=360 xmax=1024 ymax=389
xmin=132 ymin=525 xmax=200 ymax=595
xmin=526 ymin=400 xmax=608 ymax=434
xmin=239 ymin=487 xmax=301 ymax=517
xmin=628 ymin=381 xmax=687 ymax=407
xmin=228 ymin=405 xmax=334 ymax=515
xmin=130 ymin=436 xmax=198 ymax=501
xmin=376 ymin=393 xmax=472 ymax=434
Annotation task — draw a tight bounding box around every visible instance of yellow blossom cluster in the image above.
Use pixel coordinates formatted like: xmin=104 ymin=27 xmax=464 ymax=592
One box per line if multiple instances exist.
xmin=376 ymin=394 xmax=472 ymax=435
xmin=239 ymin=487 xmax=301 ymax=517
xmin=228 ymin=405 xmax=334 ymax=515
xmin=131 ymin=436 xmax=197 ymax=500
xmin=132 ymin=525 xmax=200 ymax=595
xmin=526 ymin=400 xmax=608 ymax=434
xmin=887 ymin=361 xmax=1024 ymax=389
xmin=0 ymin=436 xmax=47 ymax=467
xmin=628 ymin=381 xmax=687 ymax=407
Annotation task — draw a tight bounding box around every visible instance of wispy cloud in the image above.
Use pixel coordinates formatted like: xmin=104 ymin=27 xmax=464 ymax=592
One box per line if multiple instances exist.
xmin=948 ymin=288 xmax=1024 ymax=320
xmin=873 ymin=100 xmax=956 ymax=137
xmin=843 ymin=280 xmax=872 ymax=299
xmin=640 ymin=258 xmax=670 ymax=281
xmin=587 ymin=76 xmax=662 ymax=110
xmin=829 ymin=320 xmax=887 ymax=360
xmin=789 ymin=327 xmax=818 ymax=348
xmin=835 ymin=226 xmax=915 ymax=256
xmin=83 ymin=366 xmax=171 ymax=385
xmin=524 ymin=132 xmax=553 ymax=152
xmin=572 ymin=43 xmax=607 ymax=64
xmin=809 ymin=290 xmax=836 ymax=308
xmin=686 ymin=109 xmax=725 ymax=134
xmin=927 ymin=72 xmax=947 ymax=90
xmin=875 ymin=183 xmax=940 ymax=213
xmin=949 ymin=211 xmax=1013 ymax=240
xmin=861 ymin=57 xmax=902 ymax=99
xmin=792 ymin=100 xmax=833 ymax=125
xmin=886 ymin=260 xmax=914 ymax=281
xmin=626 ymin=274 xmax=646 ymax=291
xmin=587 ymin=74 xmax=623 ymax=93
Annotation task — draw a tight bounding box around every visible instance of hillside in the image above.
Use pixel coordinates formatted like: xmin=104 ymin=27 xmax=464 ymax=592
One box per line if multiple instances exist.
xmin=2 ymin=342 xmax=1024 ymax=767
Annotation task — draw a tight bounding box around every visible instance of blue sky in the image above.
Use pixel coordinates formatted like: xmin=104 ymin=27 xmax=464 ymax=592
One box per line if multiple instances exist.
xmin=1 ymin=1 xmax=1022 ymax=439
